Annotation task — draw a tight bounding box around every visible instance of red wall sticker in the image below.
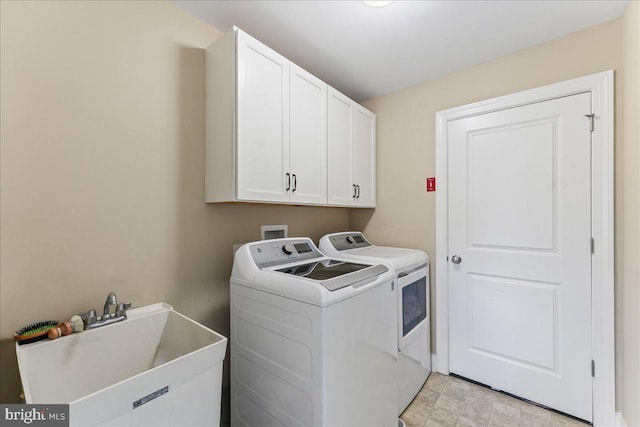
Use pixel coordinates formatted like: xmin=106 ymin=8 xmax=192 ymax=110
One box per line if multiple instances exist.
xmin=426 ymin=177 xmax=436 ymax=192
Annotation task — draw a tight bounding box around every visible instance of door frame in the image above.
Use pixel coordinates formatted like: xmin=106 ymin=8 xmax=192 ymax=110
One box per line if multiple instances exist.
xmin=434 ymin=70 xmax=614 ymax=426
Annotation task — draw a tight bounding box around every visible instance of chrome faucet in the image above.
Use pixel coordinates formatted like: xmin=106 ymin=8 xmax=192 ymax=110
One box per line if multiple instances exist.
xmin=103 ymin=292 xmax=118 ymax=317
xmin=81 ymin=292 xmax=132 ymax=330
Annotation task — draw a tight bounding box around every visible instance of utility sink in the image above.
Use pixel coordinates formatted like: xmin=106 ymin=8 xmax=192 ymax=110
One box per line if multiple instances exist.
xmin=16 ymin=303 xmax=227 ymax=426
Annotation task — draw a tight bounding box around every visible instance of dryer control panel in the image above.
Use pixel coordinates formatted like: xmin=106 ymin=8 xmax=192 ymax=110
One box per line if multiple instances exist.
xmin=328 ymin=232 xmax=372 ymax=251
xmin=250 ymin=238 xmax=322 ymax=269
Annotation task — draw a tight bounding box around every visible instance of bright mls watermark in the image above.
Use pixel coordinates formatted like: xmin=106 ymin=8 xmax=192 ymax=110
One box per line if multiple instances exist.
xmin=0 ymin=405 xmax=68 ymax=426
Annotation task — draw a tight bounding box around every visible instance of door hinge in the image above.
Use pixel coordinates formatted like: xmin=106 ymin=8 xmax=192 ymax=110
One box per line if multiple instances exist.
xmin=585 ymin=114 xmax=595 ymax=132
xmin=591 ymin=237 xmax=595 ymax=254
xmin=591 ymin=360 xmax=595 ymax=377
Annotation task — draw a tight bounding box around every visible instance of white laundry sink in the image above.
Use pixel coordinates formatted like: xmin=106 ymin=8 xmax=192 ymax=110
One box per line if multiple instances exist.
xmin=16 ymin=303 xmax=227 ymax=426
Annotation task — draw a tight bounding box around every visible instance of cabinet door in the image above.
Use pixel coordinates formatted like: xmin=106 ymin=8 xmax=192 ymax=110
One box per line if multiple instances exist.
xmin=327 ymin=88 xmax=357 ymax=206
xmin=236 ymin=30 xmax=290 ymax=202
xmin=290 ymin=64 xmax=327 ymax=205
xmin=352 ymin=106 xmax=376 ymax=207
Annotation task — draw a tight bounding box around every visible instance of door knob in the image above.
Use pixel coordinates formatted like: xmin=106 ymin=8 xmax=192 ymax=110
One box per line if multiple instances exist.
xmin=451 ymin=255 xmax=462 ymax=264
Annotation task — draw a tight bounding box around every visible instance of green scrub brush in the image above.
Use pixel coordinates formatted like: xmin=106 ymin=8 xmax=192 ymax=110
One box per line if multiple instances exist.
xmin=13 ymin=320 xmax=59 ymax=345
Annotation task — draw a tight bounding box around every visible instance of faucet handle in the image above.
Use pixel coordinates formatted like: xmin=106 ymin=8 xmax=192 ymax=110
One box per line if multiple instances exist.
xmin=83 ymin=309 xmax=98 ymax=325
xmin=116 ymin=302 xmax=132 ymax=317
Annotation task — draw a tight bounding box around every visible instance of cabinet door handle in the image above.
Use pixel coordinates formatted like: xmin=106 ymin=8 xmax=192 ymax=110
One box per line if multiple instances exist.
xmin=286 ymin=173 xmax=291 ymax=191
xmin=353 ymin=184 xmax=357 ymax=198
xmin=356 ymin=185 xmax=360 ymax=198
xmin=292 ymin=174 xmax=297 ymax=192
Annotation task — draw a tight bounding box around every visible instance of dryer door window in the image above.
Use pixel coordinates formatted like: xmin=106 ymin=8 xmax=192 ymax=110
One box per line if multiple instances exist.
xmin=402 ymin=277 xmax=427 ymax=337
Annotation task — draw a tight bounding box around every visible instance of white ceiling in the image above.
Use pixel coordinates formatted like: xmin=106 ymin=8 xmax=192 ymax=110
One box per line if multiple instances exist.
xmin=174 ymin=0 xmax=628 ymax=102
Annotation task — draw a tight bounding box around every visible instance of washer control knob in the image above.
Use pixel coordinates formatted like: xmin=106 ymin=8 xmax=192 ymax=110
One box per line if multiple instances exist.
xmin=346 ymin=235 xmax=356 ymax=244
xmin=282 ymin=244 xmax=295 ymax=255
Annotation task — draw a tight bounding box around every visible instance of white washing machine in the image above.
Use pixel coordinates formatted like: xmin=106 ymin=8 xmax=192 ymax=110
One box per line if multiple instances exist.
xmin=230 ymin=237 xmax=398 ymax=427
xmin=319 ymin=232 xmax=431 ymax=414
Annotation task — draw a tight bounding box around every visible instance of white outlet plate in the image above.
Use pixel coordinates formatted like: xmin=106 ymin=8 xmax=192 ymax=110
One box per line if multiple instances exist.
xmin=261 ymin=225 xmax=288 ymax=240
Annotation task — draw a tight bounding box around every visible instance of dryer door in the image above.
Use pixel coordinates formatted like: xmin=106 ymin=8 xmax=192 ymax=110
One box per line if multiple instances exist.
xmin=398 ymin=267 xmax=428 ymax=350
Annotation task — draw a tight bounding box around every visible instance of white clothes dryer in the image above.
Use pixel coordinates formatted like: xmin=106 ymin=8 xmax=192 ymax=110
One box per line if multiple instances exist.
xmin=319 ymin=232 xmax=431 ymax=414
xmin=230 ymin=237 xmax=398 ymax=427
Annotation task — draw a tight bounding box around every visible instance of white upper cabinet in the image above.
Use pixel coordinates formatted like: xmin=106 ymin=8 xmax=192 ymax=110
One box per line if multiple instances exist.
xmin=327 ymin=87 xmax=376 ymax=207
xmin=352 ymin=106 xmax=376 ymax=207
xmin=289 ymin=64 xmax=328 ymax=205
xmin=206 ymin=27 xmax=373 ymax=207
xmin=327 ymin=88 xmax=355 ymax=206
xmin=236 ymin=30 xmax=290 ymax=203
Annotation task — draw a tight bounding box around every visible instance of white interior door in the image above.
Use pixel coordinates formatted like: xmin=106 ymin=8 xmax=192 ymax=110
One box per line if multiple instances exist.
xmin=448 ymin=92 xmax=593 ymax=421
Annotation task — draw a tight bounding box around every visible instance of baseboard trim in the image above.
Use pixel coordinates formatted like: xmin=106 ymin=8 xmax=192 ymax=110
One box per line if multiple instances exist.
xmin=616 ymin=412 xmax=627 ymax=427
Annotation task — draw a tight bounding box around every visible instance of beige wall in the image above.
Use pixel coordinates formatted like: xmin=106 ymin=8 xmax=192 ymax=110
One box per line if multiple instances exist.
xmin=0 ymin=1 xmax=349 ymax=419
xmin=620 ymin=1 xmax=640 ymax=425
xmin=354 ymin=15 xmax=640 ymax=423
xmin=2 ymin=0 xmax=638 ymax=424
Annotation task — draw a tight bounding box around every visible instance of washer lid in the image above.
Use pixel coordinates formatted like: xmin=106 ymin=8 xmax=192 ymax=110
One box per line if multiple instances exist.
xmin=276 ymin=260 xmax=388 ymax=291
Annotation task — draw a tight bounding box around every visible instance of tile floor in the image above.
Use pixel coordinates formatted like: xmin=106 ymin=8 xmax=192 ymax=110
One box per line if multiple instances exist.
xmin=400 ymin=373 xmax=591 ymax=427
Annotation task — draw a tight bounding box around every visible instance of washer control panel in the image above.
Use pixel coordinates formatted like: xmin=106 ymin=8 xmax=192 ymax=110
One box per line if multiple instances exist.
xmin=329 ymin=232 xmax=372 ymax=251
xmin=250 ymin=238 xmax=321 ymax=269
